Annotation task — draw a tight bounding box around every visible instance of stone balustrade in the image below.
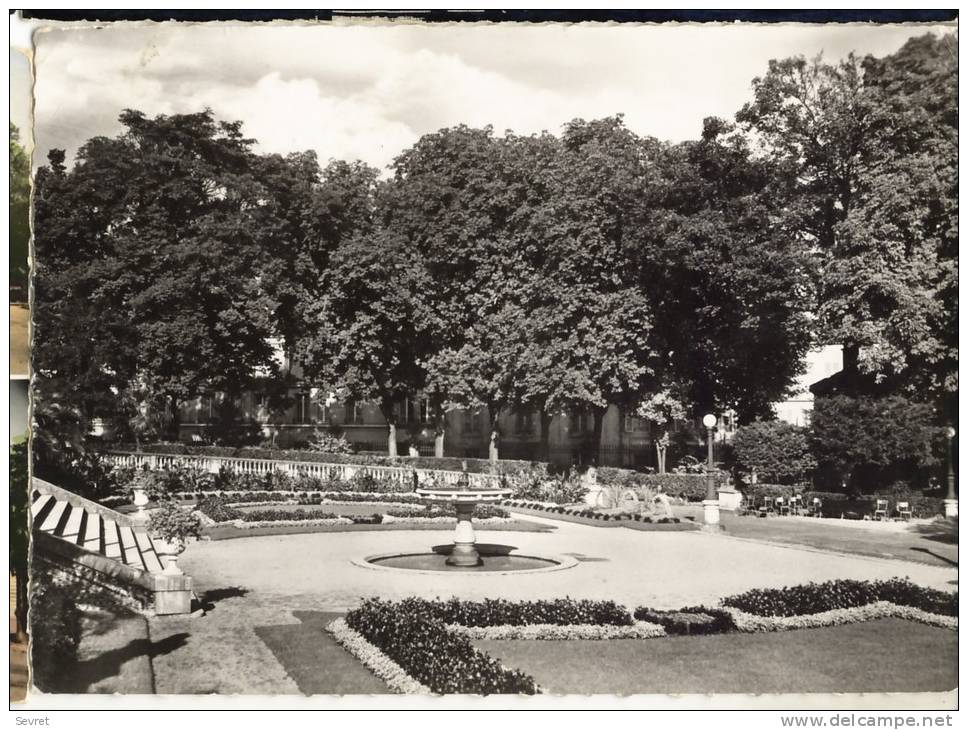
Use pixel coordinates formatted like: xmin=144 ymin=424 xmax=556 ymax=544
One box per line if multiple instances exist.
xmin=101 ymin=450 xmax=501 ymax=489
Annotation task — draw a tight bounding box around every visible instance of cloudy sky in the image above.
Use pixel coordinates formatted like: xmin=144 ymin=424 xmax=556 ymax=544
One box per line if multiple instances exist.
xmin=28 ymin=20 xmax=954 ymax=172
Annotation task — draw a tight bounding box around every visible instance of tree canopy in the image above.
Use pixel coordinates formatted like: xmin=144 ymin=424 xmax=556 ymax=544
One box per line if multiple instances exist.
xmin=31 ymin=32 xmax=956 ymax=466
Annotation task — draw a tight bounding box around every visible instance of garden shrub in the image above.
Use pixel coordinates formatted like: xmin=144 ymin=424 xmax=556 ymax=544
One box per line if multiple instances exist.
xmin=810 ymin=395 xmax=943 ymax=490
xmin=196 ymin=495 xmax=243 ymax=522
xmin=502 ymin=463 xmax=587 ymax=504
xmin=28 ymin=572 xmax=82 ymax=692
xmin=633 ymin=606 xmax=736 ymax=635
xmin=307 ymin=428 xmax=354 ymax=454
xmin=732 ymin=419 xmax=816 ymax=484
xmin=722 ymin=578 xmax=957 ymax=617
xmin=345 ymin=598 xmax=538 ymax=694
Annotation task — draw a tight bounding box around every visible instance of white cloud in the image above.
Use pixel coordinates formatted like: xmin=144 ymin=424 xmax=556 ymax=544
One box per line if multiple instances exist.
xmin=30 ymin=21 xmax=954 ymax=171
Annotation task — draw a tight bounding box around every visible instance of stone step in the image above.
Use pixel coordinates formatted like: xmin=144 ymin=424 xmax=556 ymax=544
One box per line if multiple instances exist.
xmin=118 ymin=525 xmax=142 ymax=569
xmin=134 ymin=531 xmax=164 ymax=573
xmin=102 ymin=519 xmax=123 ymax=560
xmin=38 ymin=500 xmax=68 ymax=533
xmin=82 ymin=511 xmax=102 ymax=552
xmin=31 ymin=493 xmax=55 ymax=522
xmin=61 ymin=503 xmax=85 ymax=543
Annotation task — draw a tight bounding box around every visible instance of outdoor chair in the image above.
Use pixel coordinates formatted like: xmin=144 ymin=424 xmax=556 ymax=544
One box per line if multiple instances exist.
xmin=807 ymin=497 xmax=823 ymax=518
xmin=757 ymin=496 xmax=772 ymax=517
xmin=776 ymin=496 xmax=790 ymax=516
xmin=790 ymin=494 xmax=804 ymax=516
xmin=873 ymin=498 xmax=889 ymax=521
xmin=895 ymin=501 xmax=913 ymax=521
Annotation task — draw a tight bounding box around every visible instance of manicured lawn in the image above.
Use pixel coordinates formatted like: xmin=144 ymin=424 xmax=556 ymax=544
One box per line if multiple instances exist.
xmin=477 ymin=618 xmax=957 ymax=695
xmin=255 ymin=611 xmax=386 ymax=695
xmin=676 ymin=507 xmax=957 ymax=568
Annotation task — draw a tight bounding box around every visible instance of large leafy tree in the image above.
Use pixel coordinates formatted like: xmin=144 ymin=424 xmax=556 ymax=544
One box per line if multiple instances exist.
xmin=381 ymin=126 xmax=546 ymax=458
xmin=33 ymin=109 xmax=283 ymax=443
xmin=736 ymin=34 xmax=957 ymax=414
xmin=297 ymin=228 xmax=434 ymax=456
xmin=644 ymin=119 xmax=814 ymax=424
xmin=520 ymin=118 xmax=661 ymax=462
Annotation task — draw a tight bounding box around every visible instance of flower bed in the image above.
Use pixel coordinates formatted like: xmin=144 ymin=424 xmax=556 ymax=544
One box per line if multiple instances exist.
xmin=194 ymin=494 xmax=511 ymax=528
xmin=500 ymin=499 xmax=692 ymax=530
xmin=721 ymin=578 xmax=957 ymax=618
xmin=397 ymin=597 xmax=635 ymax=627
xmin=445 ymin=622 xmax=665 ymax=640
xmin=341 ymin=598 xmax=539 ymax=694
xmin=329 ymin=581 xmax=957 ymax=694
xmin=722 ymin=601 xmax=957 ymax=633
xmin=326 ymin=618 xmax=431 ymax=694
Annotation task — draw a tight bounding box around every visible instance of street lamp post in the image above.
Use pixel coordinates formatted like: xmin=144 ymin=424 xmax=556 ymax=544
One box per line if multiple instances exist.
xmin=702 ymin=413 xmax=721 ymax=530
xmin=944 ymin=426 xmax=958 ymax=517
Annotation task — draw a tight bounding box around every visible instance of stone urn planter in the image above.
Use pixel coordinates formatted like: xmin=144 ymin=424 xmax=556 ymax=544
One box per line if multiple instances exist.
xmin=147 ymin=500 xmax=202 ymax=576
xmin=131 ymin=486 xmax=150 ymax=523
xmin=155 ymin=537 xmax=187 ymax=575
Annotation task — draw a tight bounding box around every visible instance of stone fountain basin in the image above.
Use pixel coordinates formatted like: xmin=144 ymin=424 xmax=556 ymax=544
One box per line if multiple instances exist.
xmin=416 ymin=488 xmax=511 ymax=504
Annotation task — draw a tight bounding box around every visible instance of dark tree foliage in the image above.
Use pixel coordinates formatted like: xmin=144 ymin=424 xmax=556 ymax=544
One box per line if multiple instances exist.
xmin=644 ymin=119 xmax=814 ymax=423
xmin=810 ymin=395 xmax=943 ymax=490
xmin=736 ymin=34 xmax=957 ymax=412
xmin=731 ymin=419 xmax=816 ymax=484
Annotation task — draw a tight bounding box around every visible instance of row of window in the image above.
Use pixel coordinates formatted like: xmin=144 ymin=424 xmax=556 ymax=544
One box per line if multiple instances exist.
xmin=187 ymin=393 xmax=735 ymax=435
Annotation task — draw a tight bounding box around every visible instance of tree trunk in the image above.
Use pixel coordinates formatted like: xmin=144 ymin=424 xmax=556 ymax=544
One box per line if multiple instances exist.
xmin=433 ymin=402 xmax=446 ymax=458
xmin=167 ymin=396 xmax=182 ymax=442
xmin=387 ymin=422 xmax=398 ymax=457
xmin=616 ymin=406 xmax=625 ymax=467
xmin=380 ymin=398 xmax=398 ymax=457
xmin=539 ymin=410 xmax=553 ymax=462
xmin=591 ymin=406 xmax=606 ymax=466
xmin=487 ymin=406 xmax=500 ymax=462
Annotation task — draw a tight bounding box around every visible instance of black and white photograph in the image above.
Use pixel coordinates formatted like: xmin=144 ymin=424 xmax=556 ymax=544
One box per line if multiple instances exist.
xmin=14 ymin=10 xmax=959 ymax=711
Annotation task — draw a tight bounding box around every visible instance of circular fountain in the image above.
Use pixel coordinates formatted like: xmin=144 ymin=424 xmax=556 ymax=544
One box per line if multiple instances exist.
xmin=416 ymin=484 xmax=512 ymax=566
xmin=353 ymin=469 xmax=577 ymax=574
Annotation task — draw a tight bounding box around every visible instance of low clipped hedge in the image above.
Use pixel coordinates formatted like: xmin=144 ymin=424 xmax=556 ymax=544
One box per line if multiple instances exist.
xmin=111 ymin=442 xmax=536 ymax=475
xmin=742 ymin=486 xmax=944 ymax=519
xmin=398 ymin=597 xmax=634 ymax=627
xmin=722 ymin=578 xmax=957 ymax=618
xmin=345 ymin=598 xmax=538 ymax=694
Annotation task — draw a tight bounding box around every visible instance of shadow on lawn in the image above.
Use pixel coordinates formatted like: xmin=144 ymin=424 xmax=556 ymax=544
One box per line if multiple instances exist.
xmin=195 ymin=586 xmax=250 ymax=613
xmin=911 ymin=518 xmax=958 ymax=545
xmin=67 ymin=633 xmax=189 ymax=693
xmin=909 ymin=547 xmax=958 ymax=568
